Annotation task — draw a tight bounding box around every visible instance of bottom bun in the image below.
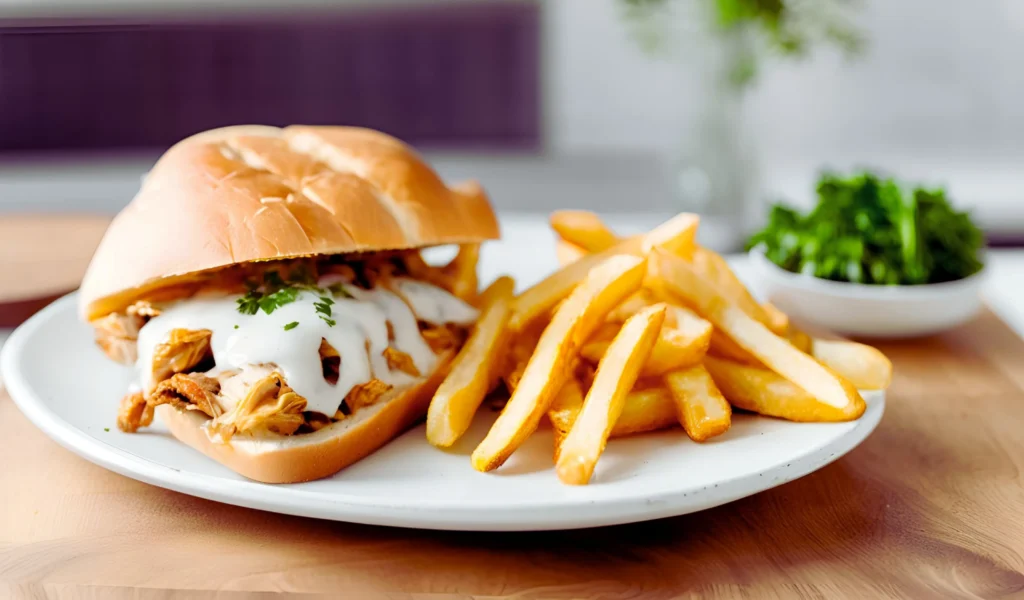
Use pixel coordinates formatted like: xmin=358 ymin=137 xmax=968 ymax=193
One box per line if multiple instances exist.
xmin=156 ymin=354 xmax=452 ymax=483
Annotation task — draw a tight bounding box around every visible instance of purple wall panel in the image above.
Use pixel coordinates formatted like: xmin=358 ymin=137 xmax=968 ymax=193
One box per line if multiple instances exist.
xmin=0 ymin=3 xmax=540 ymax=155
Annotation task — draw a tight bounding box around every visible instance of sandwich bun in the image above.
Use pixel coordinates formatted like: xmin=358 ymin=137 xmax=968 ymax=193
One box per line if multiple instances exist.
xmin=79 ymin=125 xmax=500 ymax=322
xmin=82 ymin=125 xmax=498 ymax=483
xmin=157 ymin=353 xmax=452 ymax=484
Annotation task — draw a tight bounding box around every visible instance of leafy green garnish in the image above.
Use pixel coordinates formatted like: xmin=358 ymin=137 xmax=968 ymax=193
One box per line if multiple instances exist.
xmin=747 ymin=171 xmax=985 ymax=285
xmin=258 ymin=287 xmax=299 ymax=315
xmin=233 ymin=324 xmax=239 ymax=330
xmin=283 ymin=321 xmax=299 ymax=331
xmin=236 ymin=290 xmax=262 ymax=315
xmin=314 ymin=296 xmax=336 ymax=327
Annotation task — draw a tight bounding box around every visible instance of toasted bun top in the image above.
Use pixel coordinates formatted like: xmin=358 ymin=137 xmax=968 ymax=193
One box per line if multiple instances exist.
xmin=78 ymin=125 xmax=500 ymax=321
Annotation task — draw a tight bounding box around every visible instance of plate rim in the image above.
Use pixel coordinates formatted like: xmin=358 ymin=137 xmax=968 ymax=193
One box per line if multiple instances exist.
xmin=2 ymin=292 xmax=885 ymax=531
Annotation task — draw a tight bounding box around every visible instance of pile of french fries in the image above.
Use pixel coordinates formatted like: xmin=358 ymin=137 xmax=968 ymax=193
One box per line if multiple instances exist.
xmin=426 ymin=211 xmax=893 ymax=485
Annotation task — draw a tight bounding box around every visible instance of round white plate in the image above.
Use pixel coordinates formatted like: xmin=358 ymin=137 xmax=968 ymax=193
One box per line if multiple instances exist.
xmin=1 ymin=249 xmax=884 ymax=531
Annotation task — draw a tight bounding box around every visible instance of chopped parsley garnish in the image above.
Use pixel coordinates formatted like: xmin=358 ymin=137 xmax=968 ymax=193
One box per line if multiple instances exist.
xmin=314 ymin=296 xmax=336 ymax=327
xmin=233 ymin=324 xmax=239 ymax=330
xmin=258 ymin=287 xmax=299 ymax=315
xmin=284 ymin=321 xmax=299 ymax=331
xmin=236 ymin=291 xmax=262 ymax=315
xmin=104 ymin=427 xmax=110 ymax=432
xmin=236 ymin=262 xmax=357 ymax=323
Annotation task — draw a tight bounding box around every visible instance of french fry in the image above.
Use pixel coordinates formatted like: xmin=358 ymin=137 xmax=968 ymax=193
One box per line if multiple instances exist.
xmin=582 ymin=306 xmax=711 ymax=377
xmin=555 ymin=239 xmax=588 ymax=266
xmin=472 ymin=255 xmax=648 ymax=472
xmin=786 ymin=326 xmax=813 ymax=354
xmin=556 ymin=304 xmax=667 ymax=485
xmin=762 ymin=302 xmax=791 ymax=336
xmin=606 ymin=289 xmax=658 ymax=322
xmin=549 ymin=210 xmax=620 ymax=253
xmin=427 ymin=276 xmax=515 ymax=447
xmin=689 ymin=247 xmax=781 ymax=334
xmin=444 ymin=243 xmax=480 ymax=304
xmin=550 ymin=379 xmax=585 ymax=461
xmin=649 ymin=249 xmax=865 ymax=420
xmin=549 ymin=383 xmax=679 ymax=456
xmin=704 ymin=356 xmax=863 ymax=422
xmin=510 ymin=213 xmax=698 ymax=331
xmin=663 ymin=365 xmax=731 ymax=442
xmin=708 ymin=329 xmax=762 ymax=365
xmin=502 ymin=320 xmax=545 ymax=393
xmin=811 ymin=339 xmax=893 ymax=391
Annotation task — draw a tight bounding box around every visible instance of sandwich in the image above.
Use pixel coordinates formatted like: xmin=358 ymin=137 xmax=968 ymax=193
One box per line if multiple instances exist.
xmin=79 ymin=125 xmax=500 ymax=483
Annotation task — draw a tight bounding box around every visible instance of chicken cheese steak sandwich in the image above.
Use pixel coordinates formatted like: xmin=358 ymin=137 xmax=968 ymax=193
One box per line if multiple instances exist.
xmin=79 ymin=125 xmax=500 ymax=483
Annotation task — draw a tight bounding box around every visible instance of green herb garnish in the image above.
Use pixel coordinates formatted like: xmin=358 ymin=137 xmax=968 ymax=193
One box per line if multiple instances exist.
xmin=747 ymin=171 xmax=985 ymax=285
xmin=104 ymin=427 xmax=110 ymax=432
xmin=236 ymin=290 xmax=262 ymax=315
xmin=258 ymin=287 xmax=300 ymax=315
xmin=314 ymin=296 xmax=336 ymax=327
xmin=233 ymin=324 xmax=239 ymax=330
xmin=284 ymin=321 xmax=299 ymax=331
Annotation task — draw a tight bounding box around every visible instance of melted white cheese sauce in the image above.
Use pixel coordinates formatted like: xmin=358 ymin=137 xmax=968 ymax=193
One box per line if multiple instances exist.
xmin=135 ymin=278 xmax=477 ymax=417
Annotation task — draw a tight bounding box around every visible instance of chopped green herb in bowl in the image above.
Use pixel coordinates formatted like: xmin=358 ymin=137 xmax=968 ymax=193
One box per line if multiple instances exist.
xmin=746 ymin=171 xmax=985 ymax=285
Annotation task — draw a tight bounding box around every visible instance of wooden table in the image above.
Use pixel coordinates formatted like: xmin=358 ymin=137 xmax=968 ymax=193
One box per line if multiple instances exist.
xmin=3 ymin=218 xmax=1024 ymax=599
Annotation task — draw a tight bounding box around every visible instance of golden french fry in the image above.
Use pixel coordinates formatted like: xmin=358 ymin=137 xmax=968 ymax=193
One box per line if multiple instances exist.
xmin=582 ymin=306 xmax=711 ymax=377
xmin=510 ymin=213 xmax=699 ymax=331
xmin=549 ymin=383 xmax=678 ymax=451
xmin=762 ymin=302 xmax=790 ymax=336
xmin=811 ymin=339 xmax=893 ymax=391
xmin=663 ymin=365 xmax=731 ymax=442
xmin=427 ymin=277 xmax=515 ymax=447
xmin=501 ymin=319 xmax=545 ymax=393
xmin=444 ymin=243 xmax=480 ymax=304
xmin=606 ymin=289 xmax=657 ymax=322
xmin=472 ymin=255 xmax=648 ymax=472
xmin=478 ymin=275 xmax=515 ymax=307
xmin=704 ymin=356 xmax=863 ymax=422
xmin=649 ymin=249 xmax=865 ymax=420
xmin=688 ymin=247 xmax=781 ymax=333
xmin=786 ymin=326 xmax=813 ymax=354
xmin=555 ymin=239 xmax=588 ymax=266
xmin=556 ymin=304 xmax=667 ymax=485
xmin=550 ymin=379 xmax=585 ymax=462
xmin=550 ymin=210 xmax=620 ymax=253
xmin=708 ymin=329 xmax=762 ymax=365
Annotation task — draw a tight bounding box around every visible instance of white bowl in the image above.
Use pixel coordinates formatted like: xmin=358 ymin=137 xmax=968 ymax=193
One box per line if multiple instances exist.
xmin=748 ymin=249 xmax=986 ymax=339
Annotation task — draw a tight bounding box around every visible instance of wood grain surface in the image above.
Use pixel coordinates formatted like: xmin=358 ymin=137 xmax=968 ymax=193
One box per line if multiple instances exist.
xmin=2 ymin=218 xmax=1024 ymax=598
xmin=0 ymin=215 xmax=108 ymax=327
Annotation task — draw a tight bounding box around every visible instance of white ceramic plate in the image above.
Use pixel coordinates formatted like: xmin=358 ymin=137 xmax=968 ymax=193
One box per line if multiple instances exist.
xmin=1 ymin=253 xmax=884 ymax=531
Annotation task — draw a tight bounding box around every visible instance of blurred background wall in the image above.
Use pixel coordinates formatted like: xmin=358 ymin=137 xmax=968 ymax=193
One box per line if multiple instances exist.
xmin=0 ymin=0 xmax=1021 ymax=241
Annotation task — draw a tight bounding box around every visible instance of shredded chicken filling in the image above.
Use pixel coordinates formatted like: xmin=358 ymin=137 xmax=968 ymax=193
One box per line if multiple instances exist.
xmin=106 ymin=253 xmax=469 ymax=436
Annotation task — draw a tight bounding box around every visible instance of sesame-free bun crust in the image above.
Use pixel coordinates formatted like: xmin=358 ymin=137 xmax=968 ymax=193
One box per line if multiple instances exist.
xmin=79 ymin=125 xmax=500 ymax=321
xmin=156 ymin=353 xmax=451 ymax=484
